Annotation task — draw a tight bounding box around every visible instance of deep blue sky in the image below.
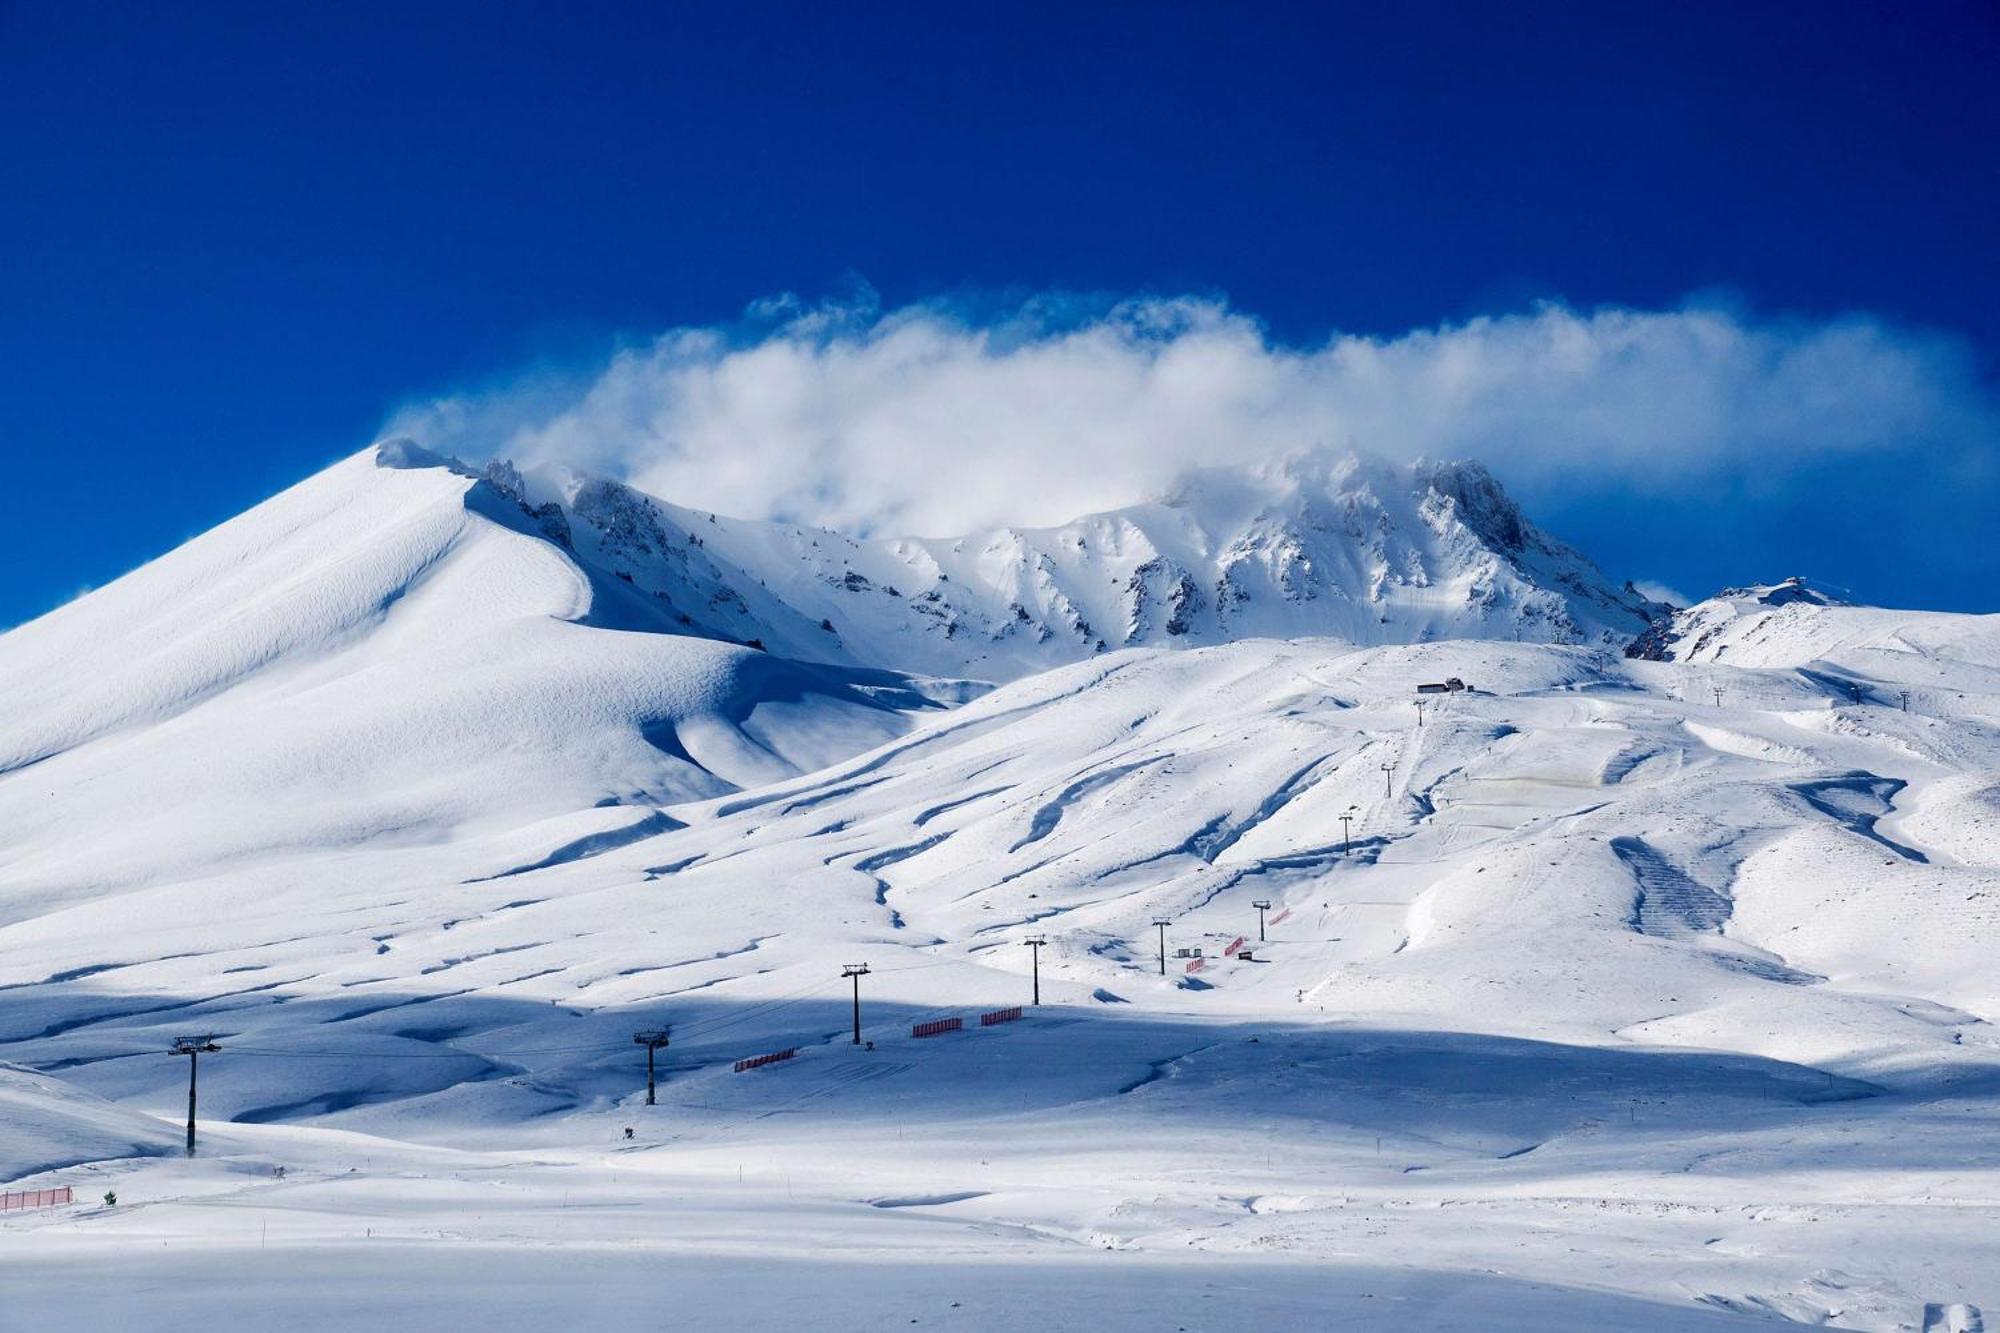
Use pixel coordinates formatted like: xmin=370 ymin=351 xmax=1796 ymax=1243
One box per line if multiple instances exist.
xmin=3 ymin=1 xmax=1996 ymax=626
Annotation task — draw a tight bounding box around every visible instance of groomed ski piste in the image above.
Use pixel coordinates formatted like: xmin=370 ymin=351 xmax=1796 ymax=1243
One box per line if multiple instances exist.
xmin=0 ymin=446 xmax=1995 ymax=1330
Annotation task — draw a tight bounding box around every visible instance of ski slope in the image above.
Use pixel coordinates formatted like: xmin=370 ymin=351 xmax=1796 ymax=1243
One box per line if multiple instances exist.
xmin=0 ymin=446 xmax=1996 ymax=1329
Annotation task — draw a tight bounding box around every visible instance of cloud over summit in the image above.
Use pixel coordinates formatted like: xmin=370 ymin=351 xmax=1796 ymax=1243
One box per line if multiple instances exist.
xmin=386 ymin=294 xmax=1992 ymax=538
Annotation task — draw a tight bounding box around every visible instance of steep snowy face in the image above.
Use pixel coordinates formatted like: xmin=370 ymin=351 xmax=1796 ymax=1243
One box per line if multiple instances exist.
xmin=491 ymin=447 xmax=1667 ymax=680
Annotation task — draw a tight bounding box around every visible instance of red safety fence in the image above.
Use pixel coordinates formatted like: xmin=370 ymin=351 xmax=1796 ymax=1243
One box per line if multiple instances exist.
xmin=733 ymin=1048 xmax=797 ymax=1073
xmin=911 ymin=1017 xmax=963 ymax=1039
xmin=1268 ymin=909 xmax=1291 ymax=926
xmin=1 ymin=1187 xmax=71 ymax=1212
xmin=1185 ymin=957 xmax=1206 ymax=974
xmin=979 ymin=1006 xmax=1022 ymax=1026
xmin=1222 ymin=935 xmax=1246 ymax=957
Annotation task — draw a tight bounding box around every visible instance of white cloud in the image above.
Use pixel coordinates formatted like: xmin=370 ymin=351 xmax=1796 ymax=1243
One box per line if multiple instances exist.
xmin=384 ymin=293 xmax=1993 ymax=537
xmin=1631 ymin=579 xmax=1694 ymax=608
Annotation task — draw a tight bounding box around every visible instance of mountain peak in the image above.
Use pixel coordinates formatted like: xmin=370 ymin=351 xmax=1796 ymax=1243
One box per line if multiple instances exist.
xmin=1717 ymin=575 xmax=1850 ymax=608
xmin=288 ymin=442 xmax=1671 ymax=680
xmin=446 ymin=446 xmax=1664 ymax=678
xmin=373 ymin=436 xmax=471 ymax=475
xmin=1412 ymin=457 xmax=1529 ymax=553
xmin=1626 ymin=574 xmax=1872 ymax=662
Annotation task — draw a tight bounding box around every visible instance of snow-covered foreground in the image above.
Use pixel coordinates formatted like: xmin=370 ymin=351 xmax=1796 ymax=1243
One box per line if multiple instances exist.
xmin=2 ymin=447 xmax=1997 ymax=1328
xmin=7 ymin=1072 xmax=1986 ymax=1333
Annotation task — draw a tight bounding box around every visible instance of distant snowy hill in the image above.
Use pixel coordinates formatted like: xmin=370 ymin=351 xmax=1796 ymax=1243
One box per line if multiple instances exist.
xmin=478 ymin=446 xmax=1669 ymax=679
xmin=1629 ymin=575 xmax=2000 ymax=686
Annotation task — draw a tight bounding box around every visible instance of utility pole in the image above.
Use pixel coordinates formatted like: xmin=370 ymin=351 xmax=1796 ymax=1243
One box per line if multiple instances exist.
xmin=1152 ymin=918 xmax=1171 ymax=976
xmin=842 ymin=963 xmax=870 ymax=1044
xmin=170 ymin=1036 xmax=219 ymax=1157
xmin=1025 ymin=935 xmax=1046 ymax=1005
xmin=1252 ymin=899 xmax=1271 ymax=942
xmin=1415 ymin=699 xmax=1426 ymax=725
xmin=1711 ymin=685 xmax=1725 ymax=708
xmin=632 ymin=1030 xmax=670 ymax=1106
xmin=1339 ymin=805 xmax=1357 ymax=854
xmin=1899 ymin=690 xmax=1910 ymax=713
xmin=1380 ymin=763 xmax=1394 ymax=798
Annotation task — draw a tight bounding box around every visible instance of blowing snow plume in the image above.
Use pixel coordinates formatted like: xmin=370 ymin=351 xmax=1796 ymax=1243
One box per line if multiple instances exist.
xmin=383 ymin=292 xmax=1994 ymax=539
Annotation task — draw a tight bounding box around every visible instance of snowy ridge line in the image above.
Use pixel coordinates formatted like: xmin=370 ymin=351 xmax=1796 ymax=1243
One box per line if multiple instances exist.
xmin=53 ymin=957 xmax=990 ymax=1067
xmin=436 ymin=445 xmax=1672 ymax=681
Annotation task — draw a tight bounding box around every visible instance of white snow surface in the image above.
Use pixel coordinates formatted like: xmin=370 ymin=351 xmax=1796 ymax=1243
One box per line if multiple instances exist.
xmin=1 ymin=445 xmax=1996 ymax=1329
xmin=0 ymin=1063 xmax=181 ymax=1180
xmin=0 ymin=445 xmax=953 ymax=916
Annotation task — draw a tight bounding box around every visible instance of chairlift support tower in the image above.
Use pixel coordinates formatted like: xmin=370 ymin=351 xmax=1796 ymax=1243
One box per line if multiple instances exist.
xmin=842 ymin=964 xmax=871 ymax=1044
xmin=633 ymin=1030 xmax=671 ymax=1106
xmin=169 ymin=1036 xmax=220 ymax=1157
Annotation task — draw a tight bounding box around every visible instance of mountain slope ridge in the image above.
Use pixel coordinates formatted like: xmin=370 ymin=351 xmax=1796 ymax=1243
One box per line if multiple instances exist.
xmin=471 ymin=444 xmax=1670 ymax=679
xmin=0 ymin=447 xmax=953 ymax=915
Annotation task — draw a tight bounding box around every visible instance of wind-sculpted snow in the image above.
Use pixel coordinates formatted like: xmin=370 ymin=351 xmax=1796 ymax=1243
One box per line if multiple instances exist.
xmin=0 ymin=450 xmax=953 ymax=915
xmin=5 ymin=629 xmax=1996 ymax=1102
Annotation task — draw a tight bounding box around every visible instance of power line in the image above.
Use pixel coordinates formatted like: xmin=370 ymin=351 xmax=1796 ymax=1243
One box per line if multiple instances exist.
xmin=665 ymin=976 xmax=844 ymax=1041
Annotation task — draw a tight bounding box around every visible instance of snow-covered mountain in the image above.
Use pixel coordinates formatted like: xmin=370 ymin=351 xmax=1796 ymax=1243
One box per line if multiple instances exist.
xmin=477 ymin=445 xmax=1669 ymax=679
xmin=0 ymin=440 xmax=1665 ymax=913
xmin=0 ymin=443 xmax=963 ymax=915
xmin=3 ymin=441 xmax=1997 ymax=1329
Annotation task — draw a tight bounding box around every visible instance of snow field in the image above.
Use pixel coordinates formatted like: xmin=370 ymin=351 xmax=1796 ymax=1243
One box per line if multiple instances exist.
xmin=2 ymin=451 xmax=1998 ymax=1327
